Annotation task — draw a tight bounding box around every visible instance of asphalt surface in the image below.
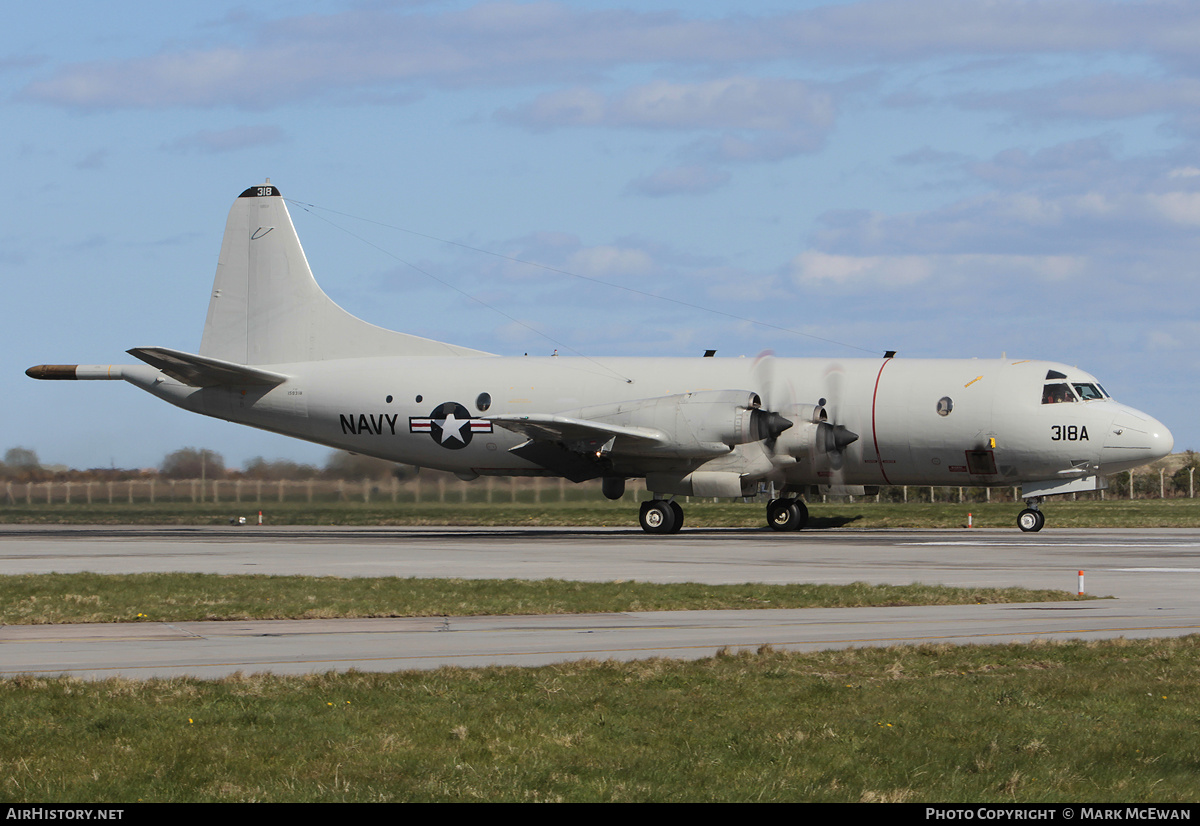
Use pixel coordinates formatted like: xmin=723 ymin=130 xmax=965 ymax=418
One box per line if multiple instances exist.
xmin=3 ymin=525 xmax=1199 ymax=679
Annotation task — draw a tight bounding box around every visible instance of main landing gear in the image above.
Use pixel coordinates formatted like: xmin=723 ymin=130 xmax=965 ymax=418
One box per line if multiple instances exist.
xmin=638 ymin=496 xmax=811 ymax=534
xmin=766 ymin=497 xmax=808 ymax=532
xmin=1017 ymin=497 xmax=1046 ymax=532
xmin=639 ymin=499 xmax=684 ymax=534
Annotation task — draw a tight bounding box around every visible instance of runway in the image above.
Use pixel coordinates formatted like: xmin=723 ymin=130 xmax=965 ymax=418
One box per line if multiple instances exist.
xmin=3 ymin=525 xmax=1200 ymax=679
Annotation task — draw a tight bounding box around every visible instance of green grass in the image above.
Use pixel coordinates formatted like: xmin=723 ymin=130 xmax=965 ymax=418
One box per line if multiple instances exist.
xmin=3 ymin=497 xmax=1200 ymax=527
xmin=4 ymin=638 xmax=1199 ymax=802
xmin=0 ymin=574 xmax=1089 ymax=624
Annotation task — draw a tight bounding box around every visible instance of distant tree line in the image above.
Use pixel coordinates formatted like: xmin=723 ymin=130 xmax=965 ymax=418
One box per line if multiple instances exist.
xmin=0 ymin=446 xmax=416 ymax=483
xmin=4 ymin=445 xmax=1198 ymax=497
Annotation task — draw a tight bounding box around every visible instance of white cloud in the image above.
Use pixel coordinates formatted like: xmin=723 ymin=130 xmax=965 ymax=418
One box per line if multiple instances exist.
xmin=27 ymin=1 xmax=1200 ymax=112
xmin=811 ymin=140 xmax=1200 ymax=262
xmin=162 ymin=125 xmax=286 ymax=154
xmin=965 ymin=138 xmax=1118 ymax=192
xmin=507 ymin=87 xmax=607 ymax=130
xmin=74 ymin=149 xmax=106 ymax=171
xmin=789 ymin=250 xmax=1086 ymax=288
xmin=626 ymin=165 xmax=731 ymax=197
xmin=961 ymin=75 xmax=1200 ymax=123
xmin=20 ymin=5 xmax=757 ymax=110
xmin=1146 ymin=192 xmax=1200 ymax=226
xmin=617 ymin=77 xmax=828 ymax=132
xmin=500 ymin=77 xmax=834 ymax=156
xmin=566 ymin=245 xmax=656 ymax=278
xmin=1145 ymin=323 xmax=1200 ymax=352
xmin=500 ymin=76 xmax=835 ymax=189
xmin=775 ymin=0 xmax=1200 ymax=63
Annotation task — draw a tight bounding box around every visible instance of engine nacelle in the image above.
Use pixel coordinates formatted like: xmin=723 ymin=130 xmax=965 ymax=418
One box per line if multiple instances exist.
xmin=773 ymin=403 xmax=858 ymax=458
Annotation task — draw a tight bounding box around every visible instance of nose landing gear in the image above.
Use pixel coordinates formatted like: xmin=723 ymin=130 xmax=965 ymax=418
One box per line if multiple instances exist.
xmin=1017 ymin=498 xmax=1046 ymax=532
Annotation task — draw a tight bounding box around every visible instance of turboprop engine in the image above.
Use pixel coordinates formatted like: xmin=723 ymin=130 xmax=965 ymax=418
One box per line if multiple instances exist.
xmin=771 ymin=402 xmax=859 ymax=460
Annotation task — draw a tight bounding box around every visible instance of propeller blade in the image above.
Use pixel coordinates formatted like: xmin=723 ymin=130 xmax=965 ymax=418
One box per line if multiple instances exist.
xmin=816 ymin=364 xmax=856 ymax=482
xmin=751 ymin=349 xmax=777 ymax=410
xmin=750 ymin=350 xmax=796 ymax=454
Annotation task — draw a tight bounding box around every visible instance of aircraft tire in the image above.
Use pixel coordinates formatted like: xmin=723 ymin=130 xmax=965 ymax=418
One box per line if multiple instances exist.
xmin=794 ymin=499 xmax=809 ymax=529
xmin=1017 ymin=508 xmax=1045 ymax=532
xmin=639 ymin=500 xmax=677 ymax=534
xmin=668 ymin=500 xmax=684 ymax=533
xmin=767 ymin=498 xmax=807 ymax=532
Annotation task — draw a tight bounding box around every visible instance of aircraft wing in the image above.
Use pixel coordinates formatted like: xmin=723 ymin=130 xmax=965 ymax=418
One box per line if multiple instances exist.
xmin=486 ymin=414 xmax=665 ymax=448
xmin=485 ymin=414 xmax=667 ymax=483
xmin=127 ymin=347 xmax=288 ymax=387
xmin=487 ymin=408 xmax=744 ymax=482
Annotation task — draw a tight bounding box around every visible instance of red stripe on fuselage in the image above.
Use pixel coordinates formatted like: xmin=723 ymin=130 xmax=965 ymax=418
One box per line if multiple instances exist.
xmin=871 ymin=358 xmax=894 ymax=485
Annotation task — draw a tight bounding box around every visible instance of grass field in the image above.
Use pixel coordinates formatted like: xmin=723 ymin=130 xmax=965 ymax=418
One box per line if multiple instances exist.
xmin=4 ymin=638 xmax=1199 ymax=802
xmin=0 ymin=573 xmax=1089 ymax=625
xmin=3 ymin=497 xmax=1199 ymax=527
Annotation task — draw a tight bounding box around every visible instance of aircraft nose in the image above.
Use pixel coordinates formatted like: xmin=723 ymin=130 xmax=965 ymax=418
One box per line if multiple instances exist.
xmin=1103 ymin=407 xmax=1174 ymax=471
xmin=1150 ymin=417 xmax=1175 ymax=460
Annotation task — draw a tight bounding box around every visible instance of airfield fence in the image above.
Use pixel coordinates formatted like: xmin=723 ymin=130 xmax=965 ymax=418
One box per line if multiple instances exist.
xmin=3 ymin=467 xmax=1194 ymax=507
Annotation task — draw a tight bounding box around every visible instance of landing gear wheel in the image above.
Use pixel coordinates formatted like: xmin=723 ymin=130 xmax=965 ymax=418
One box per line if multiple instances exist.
xmin=668 ymin=500 xmax=684 ymax=533
xmin=639 ymin=500 xmax=678 ymax=534
xmin=1017 ymin=508 xmax=1045 ymax=532
xmin=767 ymin=498 xmax=808 ymax=532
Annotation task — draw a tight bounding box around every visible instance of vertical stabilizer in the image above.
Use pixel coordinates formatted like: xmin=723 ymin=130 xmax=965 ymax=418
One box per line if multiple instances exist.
xmin=199 ymin=183 xmax=490 ymax=364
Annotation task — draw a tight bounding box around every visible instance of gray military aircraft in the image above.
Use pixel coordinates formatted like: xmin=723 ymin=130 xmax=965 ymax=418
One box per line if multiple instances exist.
xmin=27 ymin=183 xmax=1174 ymax=533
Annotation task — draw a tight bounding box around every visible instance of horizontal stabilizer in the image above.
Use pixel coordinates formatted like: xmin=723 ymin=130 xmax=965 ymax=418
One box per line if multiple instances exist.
xmin=128 ymin=347 xmax=288 ymax=387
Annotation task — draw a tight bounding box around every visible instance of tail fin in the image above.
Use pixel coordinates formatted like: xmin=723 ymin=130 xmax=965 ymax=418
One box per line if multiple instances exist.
xmin=199 ymin=182 xmax=490 ymax=364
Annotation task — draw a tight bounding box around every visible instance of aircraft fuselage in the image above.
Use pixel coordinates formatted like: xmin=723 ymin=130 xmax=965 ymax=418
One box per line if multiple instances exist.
xmin=123 ymin=353 xmax=1170 ymax=493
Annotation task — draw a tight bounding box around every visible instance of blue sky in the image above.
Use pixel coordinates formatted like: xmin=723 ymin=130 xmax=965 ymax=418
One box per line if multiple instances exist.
xmin=4 ymin=0 xmax=1196 ymax=470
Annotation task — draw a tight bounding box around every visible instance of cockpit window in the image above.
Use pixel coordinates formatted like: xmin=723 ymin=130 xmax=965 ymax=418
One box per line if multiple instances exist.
xmin=1042 ymin=383 xmax=1077 ymax=404
xmin=1045 ymin=369 xmax=1068 ymax=380
xmin=1072 ymin=383 xmax=1104 ymax=401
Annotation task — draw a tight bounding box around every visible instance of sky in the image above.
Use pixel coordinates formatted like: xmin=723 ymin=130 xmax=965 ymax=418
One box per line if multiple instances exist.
xmin=3 ymin=0 xmax=1197 ymax=471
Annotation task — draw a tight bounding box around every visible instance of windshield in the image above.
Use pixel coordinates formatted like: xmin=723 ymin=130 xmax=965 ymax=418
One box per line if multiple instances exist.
xmin=1042 ymin=383 xmax=1076 ymax=404
xmin=1072 ymin=382 xmax=1105 ymax=401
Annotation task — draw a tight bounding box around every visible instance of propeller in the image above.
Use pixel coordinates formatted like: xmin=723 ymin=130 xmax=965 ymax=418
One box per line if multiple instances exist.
xmin=750 ymin=351 xmax=795 ymax=451
xmin=814 ymin=364 xmax=860 ymax=489
xmin=753 ymin=351 xmax=858 ymax=457
xmin=747 ymin=353 xmax=863 ymax=494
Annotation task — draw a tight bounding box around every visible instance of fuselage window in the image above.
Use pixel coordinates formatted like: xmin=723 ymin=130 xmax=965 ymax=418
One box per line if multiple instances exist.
xmin=1072 ymin=383 xmax=1104 ymax=401
xmin=1042 ymin=383 xmax=1077 ymax=404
